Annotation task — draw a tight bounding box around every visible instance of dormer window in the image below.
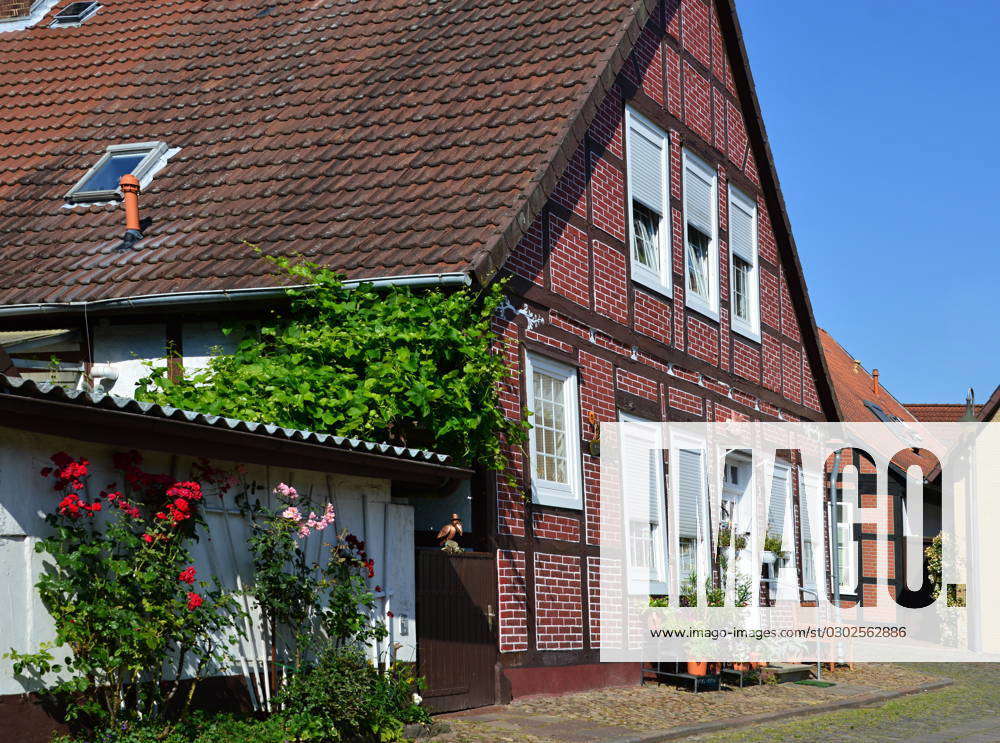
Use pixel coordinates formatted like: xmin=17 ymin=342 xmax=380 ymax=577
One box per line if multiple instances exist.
xmin=50 ymin=1 xmax=100 ymax=27
xmin=66 ymin=142 xmax=168 ymax=203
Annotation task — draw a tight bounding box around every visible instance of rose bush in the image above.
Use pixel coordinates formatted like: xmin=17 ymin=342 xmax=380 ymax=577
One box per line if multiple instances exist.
xmin=5 ymin=451 xmax=242 ymax=733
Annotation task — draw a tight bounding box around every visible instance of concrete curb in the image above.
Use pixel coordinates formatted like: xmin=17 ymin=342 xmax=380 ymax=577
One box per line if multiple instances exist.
xmin=608 ymin=677 xmax=954 ymax=743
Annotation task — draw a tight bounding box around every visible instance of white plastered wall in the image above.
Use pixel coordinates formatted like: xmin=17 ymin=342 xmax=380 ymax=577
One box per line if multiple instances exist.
xmin=0 ymin=425 xmax=416 ymax=699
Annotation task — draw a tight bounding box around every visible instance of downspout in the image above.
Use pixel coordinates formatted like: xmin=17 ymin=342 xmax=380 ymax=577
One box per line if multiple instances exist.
xmin=829 ymin=450 xmax=842 ymax=660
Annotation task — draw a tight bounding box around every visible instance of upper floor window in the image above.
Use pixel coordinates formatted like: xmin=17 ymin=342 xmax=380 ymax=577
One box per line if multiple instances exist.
xmin=728 ymin=186 xmax=760 ymax=341
xmin=682 ymin=150 xmax=718 ymax=319
xmin=525 ymin=352 xmax=582 ymax=509
xmin=625 ymin=108 xmax=671 ymax=295
xmin=66 ymin=141 xmax=168 ymax=203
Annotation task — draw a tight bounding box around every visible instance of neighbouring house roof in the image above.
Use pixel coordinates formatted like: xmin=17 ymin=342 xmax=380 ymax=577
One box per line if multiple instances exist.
xmin=905 ymin=404 xmax=980 ymax=423
xmin=818 ymin=328 xmax=937 ymax=473
xmin=0 ymin=374 xmax=470 ymax=485
xmin=0 ymin=328 xmax=74 ymax=351
xmin=978 ymin=385 xmax=1000 ymax=422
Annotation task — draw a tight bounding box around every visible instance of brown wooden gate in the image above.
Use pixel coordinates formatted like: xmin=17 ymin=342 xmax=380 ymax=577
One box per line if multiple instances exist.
xmin=416 ymin=550 xmax=497 ymax=712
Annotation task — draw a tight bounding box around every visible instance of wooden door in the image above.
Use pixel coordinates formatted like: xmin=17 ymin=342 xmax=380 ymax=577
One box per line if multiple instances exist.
xmin=416 ymin=550 xmax=497 ymax=712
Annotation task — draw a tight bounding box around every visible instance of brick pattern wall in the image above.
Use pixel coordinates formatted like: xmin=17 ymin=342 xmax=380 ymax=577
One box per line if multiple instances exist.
xmin=534 ymin=553 xmax=584 ymax=650
xmin=532 ymin=512 xmax=581 ymax=542
xmin=491 ymin=0 xmax=831 ymax=659
xmin=498 ymin=550 xmax=528 ymax=652
xmin=1 ymin=0 xmax=31 ymax=19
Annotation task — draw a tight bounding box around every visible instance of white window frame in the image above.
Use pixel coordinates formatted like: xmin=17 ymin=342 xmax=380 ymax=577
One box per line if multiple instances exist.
xmin=66 ymin=141 xmax=169 ymax=203
xmin=669 ymin=430 xmax=710 ymax=592
xmin=50 ymin=1 xmax=101 ymax=27
xmin=802 ymin=538 xmax=816 ymax=590
xmin=833 ymin=501 xmax=857 ymax=595
xmin=682 ymin=149 xmax=719 ymax=320
xmin=727 ymin=185 xmax=761 ymax=342
xmin=525 ymin=352 xmax=582 ymax=510
xmin=620 ymin=411 xmax=667 ymax=594
xmin=624 ymin=107 xmax=671 ymax=296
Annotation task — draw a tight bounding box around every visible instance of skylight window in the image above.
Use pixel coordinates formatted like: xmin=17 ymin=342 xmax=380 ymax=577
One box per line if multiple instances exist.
xmin=66 ymin=142 xmax=168 ymax=203
xmin=50 ymin=1 xmax=100 ymax=27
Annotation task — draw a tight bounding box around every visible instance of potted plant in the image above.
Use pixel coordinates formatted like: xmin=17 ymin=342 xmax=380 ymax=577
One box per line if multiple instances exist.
xmin=762 ymin=534 xmax=788 ymax=565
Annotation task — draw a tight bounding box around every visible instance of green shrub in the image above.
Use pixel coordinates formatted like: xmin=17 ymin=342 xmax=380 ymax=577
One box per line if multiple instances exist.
xmin=276 ymin=646 xmax=427 ymax=742
xmin=54 ymin=712 xmax=298 ymax=743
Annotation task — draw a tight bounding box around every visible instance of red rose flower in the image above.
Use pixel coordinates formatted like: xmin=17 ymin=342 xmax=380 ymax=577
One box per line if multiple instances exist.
xmin=141 ymin=534 xmax=154 ymax=543
xmin=186 ymin=592 xmax=204 ymax=611
xmin=178 ymin=567 xmax=197 ymax=584
xmin=50 ymin=451 xmax=73 ymax=468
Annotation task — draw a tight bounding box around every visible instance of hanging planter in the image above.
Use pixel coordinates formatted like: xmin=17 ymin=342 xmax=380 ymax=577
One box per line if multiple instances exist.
xmin=762 ymin=550 xmax=777 ymax=565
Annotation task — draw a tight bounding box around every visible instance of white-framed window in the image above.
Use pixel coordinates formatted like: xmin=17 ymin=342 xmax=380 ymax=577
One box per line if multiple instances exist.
xmin=674 ymin=444 xmax=706 ymax=585
xmin=833 ymin=501 xmax=857 ymax=595
xmin=620 ymin=412 xmax=667 ymax=592
xmin=798 ymin=471 xmax=818 ymax=591
xmin=50 ymin=2 xmax=101 ymax=27
xmin=625 ymin=108 xmax=671 ymax=295
xmin=767 ymin=461 xmax=791 ymax=546
xmin=525 ymin=352 xmax=582 ymax=509
xmin=66 ymin=141 xmax=169 ymax=203
xmin=802 ymin=539 xmax=816 ymax=589
xmin=727 ymin=186 xmax=760 ymax=341
xmin=679 ymin=537 xmax=697 ymax=581
xmin=682 ymin=150 xmax=718 ymax=319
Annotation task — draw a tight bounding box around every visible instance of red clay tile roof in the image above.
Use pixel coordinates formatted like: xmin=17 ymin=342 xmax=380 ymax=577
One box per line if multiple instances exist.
xmin=0 ymin=0 xmax=649 ymax=306
xmin=905 ymin=404 xmax=978 ymax=423
xmin=818 ymin=328 xmax=937 ymax=471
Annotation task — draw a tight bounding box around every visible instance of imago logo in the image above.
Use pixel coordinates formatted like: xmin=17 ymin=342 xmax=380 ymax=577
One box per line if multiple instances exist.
xmin=597 ymin=422 xmax=999 ymax=663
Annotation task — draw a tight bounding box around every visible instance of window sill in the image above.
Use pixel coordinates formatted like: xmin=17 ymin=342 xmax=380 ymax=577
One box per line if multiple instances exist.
xmin=532 ymin=486 xmax=583 ymax=511
xmin=731 ymin=322 xmax=761 ymax=344
xmin=631 ymin=271 xmax=672 ymax=300
xmin=685 ymin=294 xmax=719 ymax=323
xmin=630 ymin=579 xmax=668 ymax=597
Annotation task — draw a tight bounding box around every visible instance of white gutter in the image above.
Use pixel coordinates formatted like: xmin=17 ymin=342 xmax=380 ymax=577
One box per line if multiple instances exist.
xmin=0 ymin=272 xmax=472 ymax=318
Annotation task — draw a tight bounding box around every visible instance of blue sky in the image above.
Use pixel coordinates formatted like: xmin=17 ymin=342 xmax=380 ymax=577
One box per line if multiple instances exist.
xmin=738 ymin=1 xmax=998 ymax=405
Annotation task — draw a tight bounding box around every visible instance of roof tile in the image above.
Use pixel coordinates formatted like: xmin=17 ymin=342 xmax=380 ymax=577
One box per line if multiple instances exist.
xmin=0 ymin=0 xmax=637 ymax=305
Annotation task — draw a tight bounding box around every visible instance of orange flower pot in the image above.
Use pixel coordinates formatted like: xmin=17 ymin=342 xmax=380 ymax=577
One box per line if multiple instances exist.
xmin=687 ymin=661 xmax=708 ymax=676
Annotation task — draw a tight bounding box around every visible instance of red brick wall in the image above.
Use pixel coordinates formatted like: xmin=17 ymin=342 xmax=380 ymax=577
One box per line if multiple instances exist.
xmin=498 ymin=549 xmax=528 ymax=652
xmin=490 ymin=0 xmax=831 ymax=666
xmin=0 ymin=0 xmax=31 ymax=19
xmin=533 ymin=512 xmax=581 ymax=542
xmin=534 ymin=553 xmax=584 ymax=650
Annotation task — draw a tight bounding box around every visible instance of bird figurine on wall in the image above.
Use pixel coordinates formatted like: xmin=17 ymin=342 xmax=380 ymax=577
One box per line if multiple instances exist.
xmin=437 ymin=513 xmax=463 ymax=554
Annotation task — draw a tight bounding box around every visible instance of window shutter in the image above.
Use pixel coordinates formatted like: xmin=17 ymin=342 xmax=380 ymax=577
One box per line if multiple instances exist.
xmin=797 ymin=471 xmax=811 ymax=540
xmin=684 ymin=163 xmax=713 ymax=235
xmin=767 ymin=466 xmax=788 ymax=538
xmin=729 ymin=192 xmax=755 ymax=263
xmin=629 ymin=123 xmax=664 ymax=214
xmin=622 ymin=423 xmax=662 ymax=523
xmin=676 ymin=448 xmax=703 ymax=539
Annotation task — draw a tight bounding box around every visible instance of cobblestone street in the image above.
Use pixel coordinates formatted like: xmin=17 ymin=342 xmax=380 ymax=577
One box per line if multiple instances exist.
xmin=428 ymin=664 xmax=995 ymax=743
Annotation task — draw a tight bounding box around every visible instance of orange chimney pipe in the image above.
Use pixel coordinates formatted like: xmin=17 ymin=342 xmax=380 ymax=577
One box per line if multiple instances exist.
xmin=872 ymin=368 xmax=880 ymax=397
xmin=119 ymin=174 xmax=141 ymax=232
